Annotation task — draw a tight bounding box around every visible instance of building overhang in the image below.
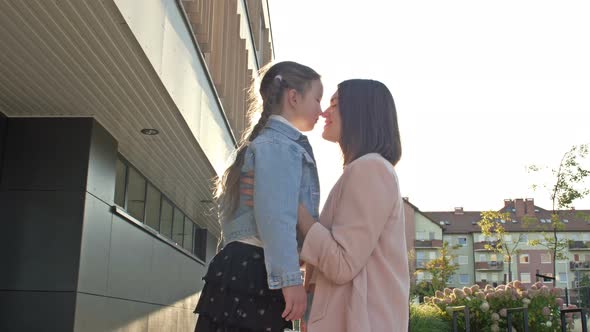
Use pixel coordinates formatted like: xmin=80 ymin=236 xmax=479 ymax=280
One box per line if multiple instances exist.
xmin=0 ymin=0 xmax=235 ymax=234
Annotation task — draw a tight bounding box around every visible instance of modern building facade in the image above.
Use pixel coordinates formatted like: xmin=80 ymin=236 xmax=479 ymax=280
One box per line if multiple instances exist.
xmin=0 ymin=1 xmax=272 ymax=331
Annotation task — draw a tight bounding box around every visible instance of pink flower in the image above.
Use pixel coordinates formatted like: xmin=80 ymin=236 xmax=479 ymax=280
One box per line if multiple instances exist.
xmin=435 ymin=290 xmax=444 ymax=299
xmin=542 ymin=307 xmax=551 ymax=316
xmin=556 ymin=298 xmax=564 ymax=307
xmin=551 ymin=287 xmax=563 ymax=296
xmin=470 ymin=285 xmax=480 ymax=293
xmin=463 ymin=287 xmax=472 ymax=296
xmin=444 ymin=288 xmax=452 ymax=296
xmin=499 ymin=308 xmax=507 ymax=317
xmin=491 ymin=313 xmax=500 ymax=321
xmin=453 ymin=288 xmax=465 ymax=299
xmin=476 ymin=291 xmax=486 ymax=300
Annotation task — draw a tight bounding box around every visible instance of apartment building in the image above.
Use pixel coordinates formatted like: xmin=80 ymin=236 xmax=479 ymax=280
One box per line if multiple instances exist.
xmin=421 ymin=199 xmax=590 ymax=290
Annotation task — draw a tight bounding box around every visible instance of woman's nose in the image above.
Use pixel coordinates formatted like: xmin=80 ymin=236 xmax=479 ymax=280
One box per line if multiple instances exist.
xmin=321 ymin=110 xmax=329 ymax=118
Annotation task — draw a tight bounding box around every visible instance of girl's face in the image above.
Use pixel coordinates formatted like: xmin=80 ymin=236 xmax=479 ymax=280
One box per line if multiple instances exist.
xmin=321 ymin=91 xmax=341 ymax=143
xmin=289 ymin=79 xmax=323 ymax=132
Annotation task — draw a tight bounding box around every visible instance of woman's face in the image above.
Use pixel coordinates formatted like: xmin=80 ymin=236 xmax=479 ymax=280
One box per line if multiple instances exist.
xmin=322 ymin=91 xmax=341 ymax=143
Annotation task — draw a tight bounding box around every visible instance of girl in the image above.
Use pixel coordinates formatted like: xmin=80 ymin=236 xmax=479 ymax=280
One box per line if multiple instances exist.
xmin=194 ymin=61 xmax=323 ymax=332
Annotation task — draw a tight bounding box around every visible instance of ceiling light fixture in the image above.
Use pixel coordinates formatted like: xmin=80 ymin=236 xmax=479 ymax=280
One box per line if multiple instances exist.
xmin=141 ymin=128 xmax=159 ymax=135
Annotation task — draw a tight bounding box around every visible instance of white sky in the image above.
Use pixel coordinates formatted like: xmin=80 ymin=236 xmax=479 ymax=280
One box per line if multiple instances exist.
xmin=267 ymin=0 xmax=590 ymax=212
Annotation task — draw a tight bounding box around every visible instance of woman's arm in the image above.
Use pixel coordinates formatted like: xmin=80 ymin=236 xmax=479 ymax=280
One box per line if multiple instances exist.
xmin=299 ymin=158 xmax=398 ymax=285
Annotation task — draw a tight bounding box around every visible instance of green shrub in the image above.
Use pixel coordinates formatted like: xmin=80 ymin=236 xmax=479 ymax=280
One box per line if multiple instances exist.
xmin=409 ymin=302 xmax=451 ymax=332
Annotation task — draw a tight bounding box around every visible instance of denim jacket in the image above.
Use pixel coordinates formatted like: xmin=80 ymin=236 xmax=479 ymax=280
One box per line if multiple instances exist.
xmin=221 ymin=118 xmax=320 ymax=289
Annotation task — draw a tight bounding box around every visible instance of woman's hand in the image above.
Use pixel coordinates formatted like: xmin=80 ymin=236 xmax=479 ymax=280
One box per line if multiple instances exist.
xmin=297 ymin=204 xmax=315 ymax=238
xmin=240 ymin=171 xmax=254 ymax=206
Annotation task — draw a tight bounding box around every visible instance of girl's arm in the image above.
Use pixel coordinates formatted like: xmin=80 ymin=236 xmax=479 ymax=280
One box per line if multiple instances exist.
xmin=252 ymin=141 xmax=304 ymax=290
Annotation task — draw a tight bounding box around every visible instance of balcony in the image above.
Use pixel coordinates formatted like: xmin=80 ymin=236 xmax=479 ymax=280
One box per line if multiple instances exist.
xmin=568 ymin=240 xmax=590 ymax=251
xmin=570 ymin=261 xmax=590 ymax=271
xmin=475 ymin=261 xmax=504 ymax=271
xmin=474 ymin=241 xmax=497 ymax=251
xmin=415 ymin=239 xmax=443 ymax=249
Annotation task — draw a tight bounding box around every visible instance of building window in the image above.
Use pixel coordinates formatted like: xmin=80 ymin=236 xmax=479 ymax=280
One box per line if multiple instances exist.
xmin=574 ymin=254 xmax=580 ymax=262
xmin=542 ymin=273 xmax=553 ymax=283
xmin=520 ymin=273 xmax=531 ymax=283
xmin=519 ymin=234 xmax=528 ymax=243
xmin=416 ymin=231 xmax=427 ymax=240
xmin=459 ymin=274 xmax=469 ymax=284
xmin=429 ymin=251 xmax=436 ymax=259
xmin=160 ymin=199 xmax=174 ymax=239
xmin=183 ymin=219 xmax=194 ymax=252
xmin=479 ymin=254 xmax=486 ymax=262
xmin=114 ymin=159 xmax=127 ymax=207
xmin=490 ymin=254 xmax=498 ymax=262
xmin=491 ymin=273 xmax=499 ymax=282
xmin=126 ymin=167 xmax=146 ymax=221
xmin=459 ymin=256 xmax=468 ymax=265
xmin=541 ymin=253 xmax=551 ymax=264
xmin=558 ymin=272 xmax=568 ymax=283
xmin=519 ymin=254 xmax=530 ymax=264
xmin=480 ymin=273 xmax=488 ymax=281
xmin=113 ymin=157 xmax=209 ymax=261
xmin=145 ymin=184 xmax=161 ymax=232
xmin=416 ymin=271 xmax=424 ymax=281
xmin=172 ymin=207 xmax=185 ymax=245
xmin=457 ymin=237 xmax=467 ymax=246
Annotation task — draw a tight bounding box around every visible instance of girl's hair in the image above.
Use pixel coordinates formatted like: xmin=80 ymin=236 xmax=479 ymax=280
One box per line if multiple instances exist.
xmin=337 ymin=79 xmax=402 ymax=166
xmin=214 ymin=61 xmax=320 ymax=218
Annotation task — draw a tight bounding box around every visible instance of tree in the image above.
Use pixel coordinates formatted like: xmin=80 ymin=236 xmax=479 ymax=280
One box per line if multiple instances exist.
xmin=528 ymin=144 xmax=590 ymax=287
xmin=421 ymin=241 xmax=460 ymax=292
xmin=478 ymin=211 xmax=524 ymax=283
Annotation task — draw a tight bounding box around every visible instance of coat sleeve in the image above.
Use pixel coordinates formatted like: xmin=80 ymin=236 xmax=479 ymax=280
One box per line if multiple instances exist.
xmin=300 ymin=158 xmax=398 ymax=285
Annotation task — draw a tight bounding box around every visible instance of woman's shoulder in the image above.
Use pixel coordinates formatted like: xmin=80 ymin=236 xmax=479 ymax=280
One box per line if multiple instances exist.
xmin=346 ymin=153 xmax=395 ymax=174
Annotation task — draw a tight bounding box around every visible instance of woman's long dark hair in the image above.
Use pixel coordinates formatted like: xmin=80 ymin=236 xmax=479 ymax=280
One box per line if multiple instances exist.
xmin=337 ymin=79 xmax=402 ymax=166
xmin=214 ymin=61 xmax=320 ymax=219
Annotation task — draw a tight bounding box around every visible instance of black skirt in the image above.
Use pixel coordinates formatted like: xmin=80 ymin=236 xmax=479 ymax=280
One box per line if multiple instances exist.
xmin=194 ymin=241 xmax=292 ymax=332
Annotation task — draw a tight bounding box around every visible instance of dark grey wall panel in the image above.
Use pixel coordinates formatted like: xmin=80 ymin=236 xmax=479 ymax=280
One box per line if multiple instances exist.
xmin=206 ymin=230 xmax=218 ymax=263
xmin=1 ymin=118 xmax=93 ymax=191
xmin=107 ymin=214 xmax=154 ymax=302
xmin=0 ymin=112 xmax=6 ymax=181
xmin=178 ymin=253 xmax=205 ymax=310
xmin=86 ymin=120 xmax=117 ymax=204
xmin=0 ymin=190 xmax=84 ymax=291
xmin=149 ymin=239 xmax=183 ymax=305
xmin=0 ymin=290 xmax=75 ymax=332
xmin=74 ymin=293 xmax=152 ymax=332
xmin=77 ymin=193 xmax=113 ymax=295
xmin=147 ymin=305 xmax=181 ymax=332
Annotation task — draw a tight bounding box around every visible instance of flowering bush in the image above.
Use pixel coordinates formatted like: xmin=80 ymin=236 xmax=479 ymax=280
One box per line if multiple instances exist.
xmin=421 ymin=281 xmax=577 ymax=332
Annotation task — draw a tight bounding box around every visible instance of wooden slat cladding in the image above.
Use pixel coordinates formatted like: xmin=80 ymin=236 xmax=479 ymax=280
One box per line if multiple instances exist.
xmin=181 ymin=0 xmax=273 ymax=140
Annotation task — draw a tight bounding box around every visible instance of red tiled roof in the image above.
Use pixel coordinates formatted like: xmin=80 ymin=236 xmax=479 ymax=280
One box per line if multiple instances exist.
xmin=424 ymin=206 xmax=590 ymax=234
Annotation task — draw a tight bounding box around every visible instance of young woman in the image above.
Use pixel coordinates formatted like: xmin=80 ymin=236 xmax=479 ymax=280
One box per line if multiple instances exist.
xmin=297 ymin=79 xmax=409 ymax=332
xmin=194 ymin=61 xmax=323 ymax=332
